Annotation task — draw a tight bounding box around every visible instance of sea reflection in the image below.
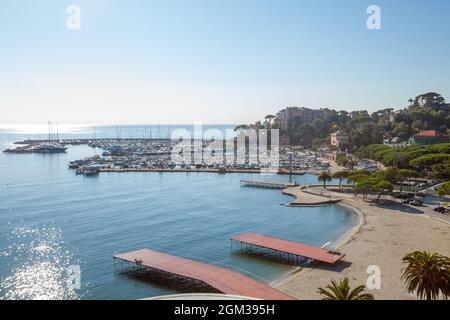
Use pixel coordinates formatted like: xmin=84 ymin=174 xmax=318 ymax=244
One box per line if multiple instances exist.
xmin=0 ymin=226 xmax=79 ymax=300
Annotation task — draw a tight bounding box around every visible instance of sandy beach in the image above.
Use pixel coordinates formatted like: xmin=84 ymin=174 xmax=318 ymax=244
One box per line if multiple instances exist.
xmin=275 ymin=187 xmax=450 ymax=300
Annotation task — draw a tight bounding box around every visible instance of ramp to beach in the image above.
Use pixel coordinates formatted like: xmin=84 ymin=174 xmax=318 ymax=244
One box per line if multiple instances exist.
xmin=231 ymin=233 xmax=345 ymax=264
xmin=113 ymin=248 xmax=294 ymax=300
xmin=240 ymin=180 xmax=295 ymax=189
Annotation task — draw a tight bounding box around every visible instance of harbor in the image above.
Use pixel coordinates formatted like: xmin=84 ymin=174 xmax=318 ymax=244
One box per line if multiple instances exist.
xmin=4 ymin=138 xmax=334 ymax=177
xmin=0 ymin=134 xmax=358 ymax=299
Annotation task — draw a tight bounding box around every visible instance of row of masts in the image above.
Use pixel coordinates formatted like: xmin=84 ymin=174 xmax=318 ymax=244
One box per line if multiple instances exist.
xmin=47 ymin=121 xmax=59 ymax=141
xmin=43 ymin=124 xmax=201 ymax=140
xmin=92 ymin=125 xmax=184 ymax=140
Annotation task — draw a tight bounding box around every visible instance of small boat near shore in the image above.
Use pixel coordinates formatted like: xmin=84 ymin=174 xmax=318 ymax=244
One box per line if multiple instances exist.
xmin=84 ymin=167 xmax=99 ymax=176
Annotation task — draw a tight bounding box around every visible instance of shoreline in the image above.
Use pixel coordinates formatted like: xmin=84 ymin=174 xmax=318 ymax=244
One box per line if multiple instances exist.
xmin=270 ymin=197 xmax=365 ymax=288
xmin=273 ymin=187 xmax=450 ymax=299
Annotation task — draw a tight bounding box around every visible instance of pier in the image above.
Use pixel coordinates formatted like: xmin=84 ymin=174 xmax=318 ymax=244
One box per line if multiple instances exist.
xmin=231 ymin=233 xmax=345 ymax=264
xmin=113 ymin=249 xmax=294 ymax=300
xmin=240 ymin=180 xmax=296 ymax=189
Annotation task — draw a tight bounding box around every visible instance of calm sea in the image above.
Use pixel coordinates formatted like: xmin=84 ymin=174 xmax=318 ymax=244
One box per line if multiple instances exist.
xmin=0 ymin=125 xmax=358 ymax=300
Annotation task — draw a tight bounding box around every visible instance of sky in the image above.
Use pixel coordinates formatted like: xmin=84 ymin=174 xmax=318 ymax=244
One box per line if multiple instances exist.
xmin=1 ymin=0 xmax=450 ymax=125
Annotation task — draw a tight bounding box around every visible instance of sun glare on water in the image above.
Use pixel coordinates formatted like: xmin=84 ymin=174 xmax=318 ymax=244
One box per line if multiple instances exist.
xmin=0 ymin=226 xmax=79 ymax=300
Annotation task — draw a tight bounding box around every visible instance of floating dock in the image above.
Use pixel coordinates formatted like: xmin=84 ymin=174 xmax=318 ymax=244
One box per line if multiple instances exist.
xmin=113 ymin=248 xmax=294 ymax=300
xmin=231 ymin=233 xmax=345 ymax=264
xmin=240 ymin=180 xmax=296 ymax=189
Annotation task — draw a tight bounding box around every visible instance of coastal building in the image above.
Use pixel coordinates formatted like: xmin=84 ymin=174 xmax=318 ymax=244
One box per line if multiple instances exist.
xmin=274 ymin=107 xmax=337 ymax=131
xmin=322 ymin=151 xmax=346 ymax=161
xmin=383 ymin=137 xmax=407 ymax=149
xmin=330 ymin=131 xmax=349 ymax=148
xmin=279 ymin=135 xmax=290 ymax=146
xmin=410 ymin=130 xmax=449 ymax=145
xmin=350 ymin=110 xmax=369 ymax=119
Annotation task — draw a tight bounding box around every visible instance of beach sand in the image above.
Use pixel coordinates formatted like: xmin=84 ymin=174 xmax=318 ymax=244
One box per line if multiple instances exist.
xmin=274 ymin=188 xmax=450 ymax=300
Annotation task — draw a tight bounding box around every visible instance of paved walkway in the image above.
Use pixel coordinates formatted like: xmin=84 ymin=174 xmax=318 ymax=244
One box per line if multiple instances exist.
xmin=283 ymin=186 xmax=344 ymax=206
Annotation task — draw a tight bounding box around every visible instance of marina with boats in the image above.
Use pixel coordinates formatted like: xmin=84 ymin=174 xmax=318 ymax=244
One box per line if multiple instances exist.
xmin=69 ymin=139 xmax=331 ymax=176
xmin=3 ymin=137 xmax=385 ymax=179
xmin=3 ymin=138 xmax=337 ymax=177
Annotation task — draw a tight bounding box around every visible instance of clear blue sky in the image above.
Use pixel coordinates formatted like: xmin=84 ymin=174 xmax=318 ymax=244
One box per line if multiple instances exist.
xmin=1 ymin=0 xmax=449 ymax=125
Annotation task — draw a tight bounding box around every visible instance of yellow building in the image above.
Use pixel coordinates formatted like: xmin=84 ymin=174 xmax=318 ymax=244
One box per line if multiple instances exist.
xmin=330 ymin=131 xmax=349 ymax=148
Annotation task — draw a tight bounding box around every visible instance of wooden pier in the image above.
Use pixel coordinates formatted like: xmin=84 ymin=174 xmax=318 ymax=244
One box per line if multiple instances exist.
xmin=113 ymin=248 xmax=295 ymax=300
xmin=240 ymin=180 xmax=296 ymax=189
xmin=231 ymin=233 xmax=345 ymax=265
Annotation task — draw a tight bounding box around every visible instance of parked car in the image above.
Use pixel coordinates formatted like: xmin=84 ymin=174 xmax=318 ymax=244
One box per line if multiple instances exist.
xmin=414 ymin=192 xmax=426 ymax=198
xmin=396 ymin=192 xmax=415 ymax=199
xmin=434 ymin=206 xmax=448 ymax=213
xmin=402 ymin=199 xmax=413 ymax=204
xmin=410 ymin=199 xmax=423 ymax=206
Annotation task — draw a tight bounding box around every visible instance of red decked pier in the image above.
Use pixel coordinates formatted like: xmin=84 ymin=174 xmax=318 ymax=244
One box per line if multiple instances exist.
xmin=113 ymin=248 xmax=295 ymax=300
xmin=231 ymin=233 xmax=345 ymax=264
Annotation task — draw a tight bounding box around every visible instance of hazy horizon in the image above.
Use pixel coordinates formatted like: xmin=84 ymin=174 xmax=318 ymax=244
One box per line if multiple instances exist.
xmin=1 ymin=0 xmax=450 ymax=125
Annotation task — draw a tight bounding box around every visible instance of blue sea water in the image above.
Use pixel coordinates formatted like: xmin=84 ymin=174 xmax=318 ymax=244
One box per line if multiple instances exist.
xmin=0 ymin=125 xmax=358 ymax=300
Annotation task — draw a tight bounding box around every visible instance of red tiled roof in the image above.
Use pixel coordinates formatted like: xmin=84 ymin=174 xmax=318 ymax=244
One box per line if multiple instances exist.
xmin=416 ymin=130 xmax=443 ymax=137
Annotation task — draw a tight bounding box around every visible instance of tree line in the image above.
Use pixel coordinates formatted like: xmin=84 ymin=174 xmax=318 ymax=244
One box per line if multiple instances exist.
xmin=237 ymin=92 xmax=450 ymax=151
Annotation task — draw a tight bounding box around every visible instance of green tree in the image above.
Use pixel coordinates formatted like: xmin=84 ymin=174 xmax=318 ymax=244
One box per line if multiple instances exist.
xmin=354 ymin=177 xmax=377 ymax=201
xmin=412 ymin=92 xmax=447 ymax=109
xmin=410 ymin=154 xmax=450 ymax=171
xmin=437 ymin=181 xmax=450 ymax=197
xmin=374 ymin=180 xmax=393 ymax=201
xmin=393 ymin=122 xmax=411 ymax=140
xmin=402 ymin=251 xmax=450 ymax=300
xmin=312 ymin=119 xmax=328 ymax=138
xmin=264 ymin=115 xmax=276 ymax=128
xmin=412 ymin=120 xmax=424 ymax=132
xmin=432 ymin=161 xmax=450 ymax=179
xmin=347 ymin=170 xmax=372 ymax=188
xmin=318 ymin=172 xmax=332 ymax=189
xmin=336 ymin=155 xmax=349 ymax=167
xmin=318 ymin=278 xmax=374 ymax=300
xmin=332 ymin=171 xmax=349 ymax=189
xmin=234 ymin=124 xmax=249 ymax=132
xmin=379 ymin=167 xmax=399 ymax=184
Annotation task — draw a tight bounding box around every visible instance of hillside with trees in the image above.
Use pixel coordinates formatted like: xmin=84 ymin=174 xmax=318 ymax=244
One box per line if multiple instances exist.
xmin=360 ymin=143 xmax=450 ymax=179
xmin=237 ymin=92 xmax=450 ymax=151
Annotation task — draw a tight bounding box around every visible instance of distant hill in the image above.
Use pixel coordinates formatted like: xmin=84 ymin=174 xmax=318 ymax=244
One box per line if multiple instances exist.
xmin=239 ymin=92 xmax=450 ymax=151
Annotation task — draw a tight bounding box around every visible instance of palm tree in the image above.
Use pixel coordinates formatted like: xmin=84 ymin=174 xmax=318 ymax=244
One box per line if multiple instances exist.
xmin=318 ymin=172 xmax=332 ymax=189
xmin=401 ymin=251 xmax=450 ymax=300
xmin=318 ymin=278 xmax=374 ymax=300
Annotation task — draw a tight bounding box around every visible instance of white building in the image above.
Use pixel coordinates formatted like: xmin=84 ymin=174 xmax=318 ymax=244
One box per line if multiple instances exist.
xmin=383 ymin=137 xmax=407 ymax=149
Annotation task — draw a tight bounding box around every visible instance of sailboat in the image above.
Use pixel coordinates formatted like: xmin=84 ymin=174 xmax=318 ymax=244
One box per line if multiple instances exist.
xmin=33 ymin=122 xmax=68 ymax=153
